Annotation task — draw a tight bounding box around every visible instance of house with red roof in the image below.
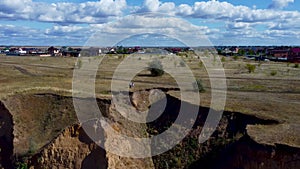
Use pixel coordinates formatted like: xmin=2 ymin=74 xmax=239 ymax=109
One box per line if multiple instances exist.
xmin=288 ymin=48 xmax=300 ymax=63
xmin=268 ymin=49 xmax=289 ymax=61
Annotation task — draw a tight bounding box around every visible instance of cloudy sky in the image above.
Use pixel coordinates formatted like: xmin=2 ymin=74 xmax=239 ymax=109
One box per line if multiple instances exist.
xmin=0 ymin=0 xmax=300 ymax=46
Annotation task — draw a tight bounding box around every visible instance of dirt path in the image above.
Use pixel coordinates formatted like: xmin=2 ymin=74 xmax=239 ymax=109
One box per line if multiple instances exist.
xmin=14 ymin=66 xmax=37 ymax=76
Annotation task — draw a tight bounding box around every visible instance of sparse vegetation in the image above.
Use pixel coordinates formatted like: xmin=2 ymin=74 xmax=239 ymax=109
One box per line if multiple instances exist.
xmin=270 ymin=70 xmax=277 ymax=76
xmin=16 ymin=162 xmax=28 ymax=169
xmin=233 ymin=55 xmax=239 ymax=61
xmin=294 ymin=63 xmax=299 ymax=68
xmin=75 ymin=59 xmax=82 ymax=69
xmin=28 ymin=138 xmax=37 ymax=155
xmin=148 ymin=59 xmax=164 ymax=76
xmin=177 ymin=52 xmax=188 ymax=58
xmin=221 ymin=57 xmax=226 ymax=62
xmin=179 ymin=60 xmax=186 ymax=67
xmin=258 ymin=62 xmax=262 ymax=67
xmin=246 ymin=64 xmax=256 ymax=73
xmin=193 ymin=79 xmax=205 ymax=92
xmin=160 ymin=55 xmax=166 ymax=59
xmin=1 ymin=53 xmax=300 ymax=169
xmin=198 ymin=61 xmax=203 ymax=68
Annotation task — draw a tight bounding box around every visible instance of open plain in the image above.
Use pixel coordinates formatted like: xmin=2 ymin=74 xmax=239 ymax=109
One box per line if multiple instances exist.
xmin=0 ymin=53 xmax=299 ymax=169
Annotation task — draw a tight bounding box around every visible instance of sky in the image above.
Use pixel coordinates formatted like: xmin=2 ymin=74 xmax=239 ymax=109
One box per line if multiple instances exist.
xmin=0 ymin=0 xmax=300 ymax=46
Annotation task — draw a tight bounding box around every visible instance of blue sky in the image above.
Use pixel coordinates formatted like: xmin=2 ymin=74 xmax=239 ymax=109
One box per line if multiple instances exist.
xmin=0 ymin=0 xmax=300 ymax=46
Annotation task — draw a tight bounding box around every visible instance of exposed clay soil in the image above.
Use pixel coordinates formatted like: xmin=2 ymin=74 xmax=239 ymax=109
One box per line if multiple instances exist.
xmin=0 ymin=90 xmax=299 ymax=169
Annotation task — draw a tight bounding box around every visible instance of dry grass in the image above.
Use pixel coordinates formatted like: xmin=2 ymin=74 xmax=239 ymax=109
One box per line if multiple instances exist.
xmin=0 ymin=54 xmax=300 ymax=147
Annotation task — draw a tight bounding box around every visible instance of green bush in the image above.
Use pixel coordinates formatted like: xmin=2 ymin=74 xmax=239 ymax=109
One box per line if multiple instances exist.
xmin=233 ymin=55 xmax=239 ymax=61
xmin=148 ymin=59 xmax=164 ymax=76
xmin=246 ymin=64 xmax=256 ymax=73
xmin=198 ymin=61 xmax=203 ymax=68
xmin=270 ymin=70 xmax=277 ymax=76
xmin=16 ymin=162 xmax=28 ymax=169
xmin=193 ymin=79 xmax=205 ymax=92
xmin=294 ymin=63 xmax=299 ymax=68
xmin=221 ymin=57 xmax=226 ymax=62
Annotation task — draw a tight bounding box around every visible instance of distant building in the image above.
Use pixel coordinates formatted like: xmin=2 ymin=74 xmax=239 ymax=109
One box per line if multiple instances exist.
xmin=18 ymin=48 xmax=27 ymax=54
xmin=6 ymin=47 xmax=27 ymax=56
xmin=61 ymin=47 xmax=81 ymax=57
xmin=48 ymin=46 xmax=60 ymax=56
xmin=80 ymin=47 xmax=101 ymax=56
xmin=288 ymin=48 xmax=300 ymax=63
xmin=267 ymin=49 xmax=289 ymax=61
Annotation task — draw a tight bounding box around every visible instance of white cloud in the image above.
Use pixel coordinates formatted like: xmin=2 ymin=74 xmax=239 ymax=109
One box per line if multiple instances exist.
xmin=268 ymin=0 xmax=294 ymax=9
xmin=176 ymin=1 xmax=300 ymax=24
xmin=264 ymin=29 xmax=300 ymax=42
xmin=0 ymin=24 xmax=46 ymax=45
xmin=0 ymin=0 xmax=127 ymax=23
xmin=142 ymin=0 xmax=160 ymax=12
xmin=176 ymin=1 xmax=246 ymax=19
xmin=0 ymin=0 xmax=33 ymax=20
xmin=0 ymin=0 xmax=32 ymax=12
xmin=0 ymin=24 xmax=39 ymax=37
xmin=226 ymin=22 xmax=251 ymax=30
xmin=0 ymin=23 xmax=92 ymax=45
xmin=135 ymin=0 xmax=176 ymax=15
xmin=45 ymin=25 xmax=88 ymax=35
xmin=174 ymin=0 xmax=300 ymax=43
xmin=1 ymin=0 xmax=300 ymax=46
xmin=177 ymin=4 xmax=193 ymax=16
xmin=87 ymin=15 xmax=214 ymax=47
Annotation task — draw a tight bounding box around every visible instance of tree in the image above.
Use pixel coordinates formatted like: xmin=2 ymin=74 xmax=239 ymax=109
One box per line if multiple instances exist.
xmin=238 ymin=49 xmax=245 ymax=56
xmin=68 ymin=47 xmax=74 ymax=51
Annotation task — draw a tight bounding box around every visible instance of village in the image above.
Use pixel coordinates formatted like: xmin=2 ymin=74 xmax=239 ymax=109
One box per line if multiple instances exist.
xmin=0 ymin=45 xmax=300 ymax=63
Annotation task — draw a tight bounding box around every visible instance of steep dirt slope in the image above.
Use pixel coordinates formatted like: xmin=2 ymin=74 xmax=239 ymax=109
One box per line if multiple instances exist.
xmin=3 ymin=93 xmax=78 ymax=156
xmin=0 ymin=90 xmax=299 ymax=169
xmin=1 ymin=92 xmax=154 ymax=169
xmin=0 ymin=102 xmax=13 ymax=169
xmin=29 ymin=124 xmax=107 ymax=169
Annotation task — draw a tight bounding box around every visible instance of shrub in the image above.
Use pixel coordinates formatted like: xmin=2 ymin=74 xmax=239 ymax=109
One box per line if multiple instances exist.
xmin=233 ymin=55 xmax=239 ymax=61
xmin=179 ymin=60 xmax=186 ymax=67
xmin=118 ymin=55 xmax=124 ymax=59
xmin=193 ymin=79 xmax=205 ymax=92
xmin=294 ymin=63 xmax=299 ymax=68
xmin=258 ymin=62 xmax=262 ymax=67
xmin=270 ymin=70 xmax=277 ymax=76
xmin=76 ymin=59 xmax=82 ymax=69
xmin=221 ymin=57 xmax=226 ymax=62
xmin=148 ymin=59 xmax=164 ymax=76
xmin=16 ymin=162 xmax=28 ymax=169
xmin=246 ymin=64 xmax=256 ymax=73
xmin=198 ymin=61 xmax=203 ymax=68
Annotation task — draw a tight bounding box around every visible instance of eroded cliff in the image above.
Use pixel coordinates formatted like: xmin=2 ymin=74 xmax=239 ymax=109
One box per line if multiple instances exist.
xmin=0 ymin=90 xmax=299 ymax=169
